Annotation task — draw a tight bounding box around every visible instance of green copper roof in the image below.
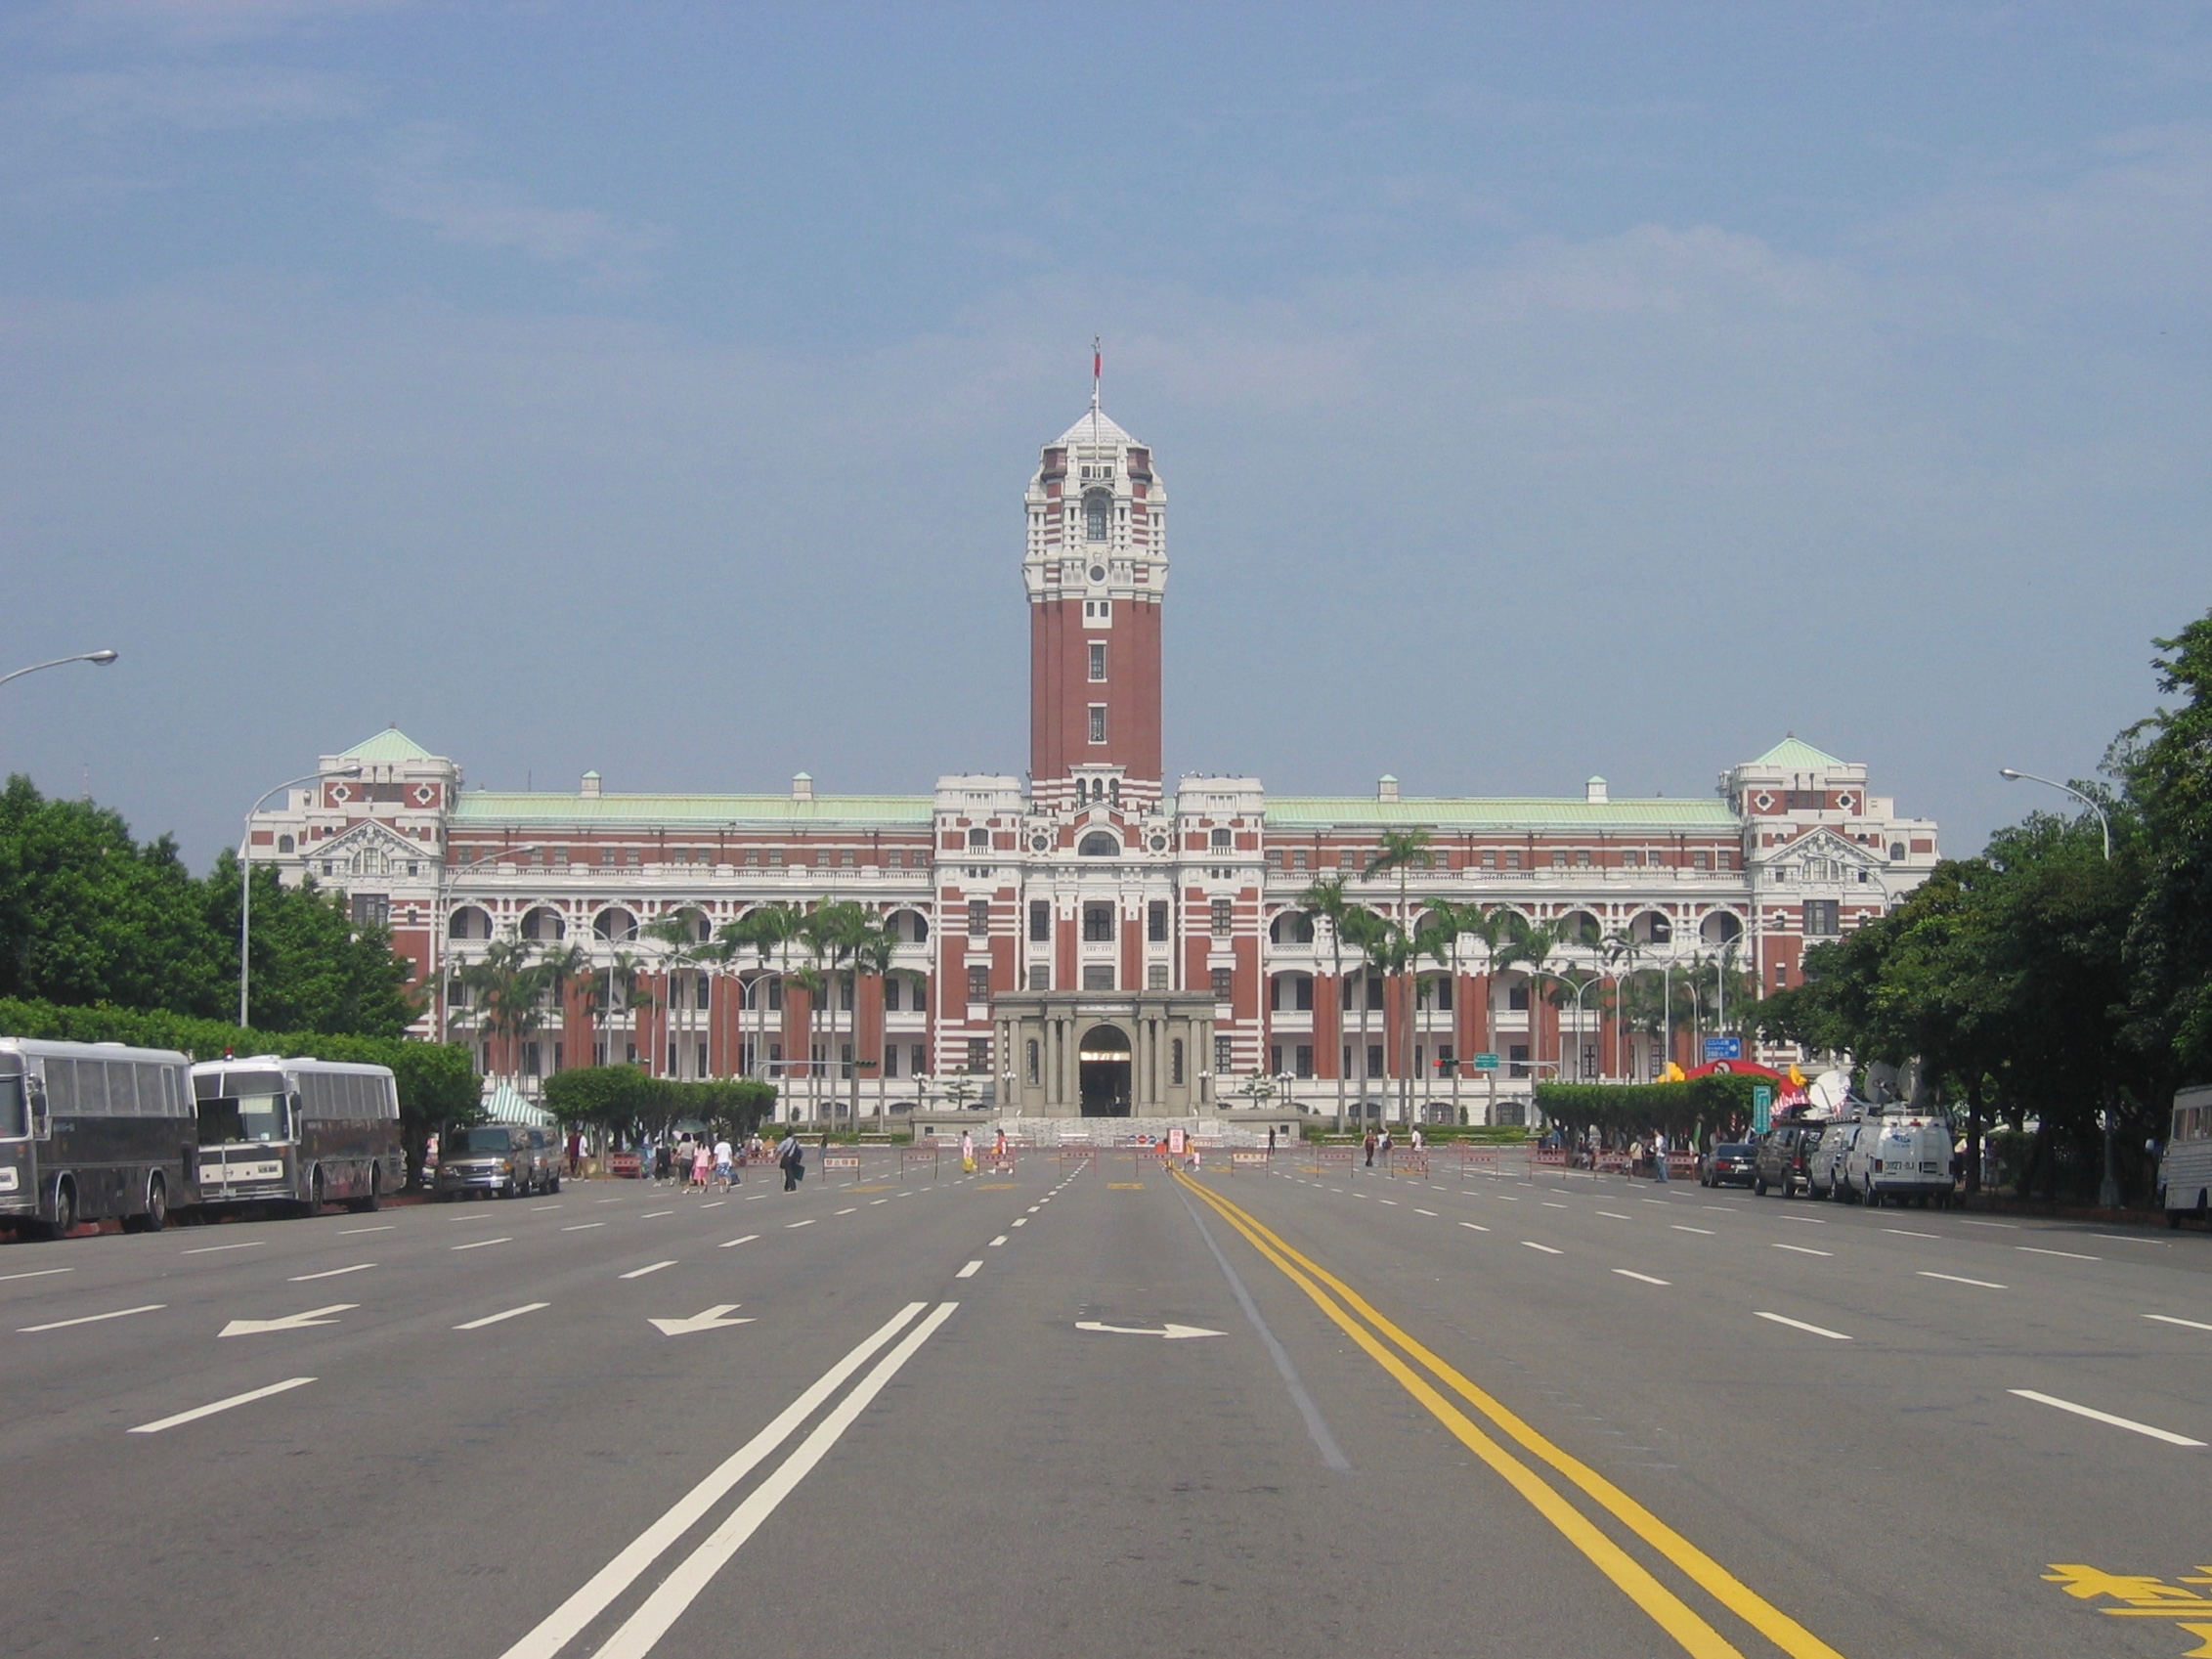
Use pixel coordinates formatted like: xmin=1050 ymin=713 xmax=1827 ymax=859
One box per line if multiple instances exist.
xmin=1746 ymin=735 xmax=1845 ymax=770
xmin=339 ymin=726 xmax=437 ymax=764
xmin=1263 ymin=796 xmax=1736 ymax=832
xmin=451 ymin=790 xmax=934 ymax=829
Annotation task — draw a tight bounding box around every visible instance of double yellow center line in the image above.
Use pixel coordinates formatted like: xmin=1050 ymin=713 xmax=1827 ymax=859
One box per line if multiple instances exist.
xmin=1175 ymin=1170 xmax=1844 ymax=1659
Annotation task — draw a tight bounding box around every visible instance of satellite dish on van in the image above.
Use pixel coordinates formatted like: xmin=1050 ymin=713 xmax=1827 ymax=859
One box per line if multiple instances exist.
xmin=1806 ymin=1068 xmax=1851 ymax=1113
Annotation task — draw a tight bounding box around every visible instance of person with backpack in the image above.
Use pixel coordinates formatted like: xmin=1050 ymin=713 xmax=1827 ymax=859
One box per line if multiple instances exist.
xmin=778 ymin=1130 xmax=803 ymax=1192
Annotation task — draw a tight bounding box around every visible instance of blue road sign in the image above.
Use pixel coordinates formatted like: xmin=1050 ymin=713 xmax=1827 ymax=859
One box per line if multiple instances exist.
xmin=1704 ymin=1035 xmax=1743 ymax=1062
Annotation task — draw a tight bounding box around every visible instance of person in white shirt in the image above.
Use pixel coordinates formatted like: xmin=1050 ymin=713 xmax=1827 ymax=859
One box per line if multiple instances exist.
xmin=714 ymin=1137 xmax=734 ymax=1191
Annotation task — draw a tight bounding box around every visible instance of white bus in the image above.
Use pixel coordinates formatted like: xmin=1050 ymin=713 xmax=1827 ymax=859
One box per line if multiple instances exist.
xmin=0 ymin=1037 xmax=197 ymax=1238
xmin=2160 ymin=1083 xmax=2212 ymax=1230
xmin=191 ymin=1056 xmax=404 ymax=1217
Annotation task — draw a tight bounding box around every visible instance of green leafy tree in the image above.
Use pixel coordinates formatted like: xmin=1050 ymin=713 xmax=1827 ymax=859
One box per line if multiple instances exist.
xmin=1298 ymin=876 xmax=1358 ymax=1132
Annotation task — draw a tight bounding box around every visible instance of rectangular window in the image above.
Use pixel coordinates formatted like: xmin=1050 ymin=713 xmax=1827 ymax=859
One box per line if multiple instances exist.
xmin=887 ymin=849 xmax=903 ymax=868
xmin=1295 ymin=1045 xmax=1313 ymax=1078
xmin=695 ymin=978 xmax=711 ymax=1011
xmin=1082 ymin=964 xmax=1114 ymax=990
xmin=1292 ymin=849 xmax=1309 ymax=870
xmin=1575 ymin=850 xmax=1591 ymax=867
xmin=1266 ymin=849 xmax=1283 ymax=871
xmin=1551 ymin=850 xmax=1568 ymax=868
xmin=1083 ymin=902 xmax=1115 ymax=942
xmin=1623 ymin=849 xmax=1640 ymax=867
xmin=767 ymin=848 xmax=783 ymax=867
xmin=351 ymin=893 xmax=390 ymax=928
xmin=1508 ymin=1042 xmax=1531 ymax=1077
xmin=1804 ymin=899 xmax=1841 ymax=937
xmin=1028 ymin=964 xmax=1050 ymax=990
xmin=1148 ymin=963 xmax=1169 ymax=989
xmin=1215 ymin=1037 xmax=1233 ymax=1074
xmin=884 ymin=978 xmax=902 ymax=1012
xmin=1211 ymin=898 xmax=1233 ymax=938
xmin=1029 ymin=899 xmax=1051 ymax=942
xmin=523 ymin=1041 xmax=541 ymax=1077
xmin=1088 ymin=705 xmax=1107 ymax=744
xmin=842 ymin=848 xmax=856 ymax=868
xmin=883 ymin=1045 xmax=899 ymax=1079
xmin=1148 ymin=899 xmax=1169 ymax=942
xmin=1211 ymin=967 xmax=1233 ymax=1002
xmin=1480 ymin=850 xmax=1496 ymax=869
xmin=697 ymin=1042 xmax=709 ymax=1075
xmin=1170 ymin=1039 xmax=1186 ymax=1085
xmin=1367 ymin=1044 xmax=1384 ymax=1077
xmin=1508 ymin=983 xmax=1530 ymax=1011
xmin=967 ymin=1037 xmax=990 ymax=1073
xmin=1088 ymin=642 xmax=1107 ymax=681
xmin=1025 ymin=1039 xmax=1041 ymax=1086
xmin=967 ymin=965 xmax=990 ymax=1004
xmin=911 ymin=1043 xmax=926 ymax=1078
xmin=744 ymin=848 xmax=759 ymax=866
xmin=1505 ymin=850 xmax=1522 ymax=870
xmin=968 ymin=899 xmax=990 ymax=937
xmin=1694 ymin=850 xmax=1711 ymax=870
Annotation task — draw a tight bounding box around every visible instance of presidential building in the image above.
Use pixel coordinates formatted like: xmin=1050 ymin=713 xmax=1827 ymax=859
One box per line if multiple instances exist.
xmin=245 ymin=387 xmax=1939 ymax=1124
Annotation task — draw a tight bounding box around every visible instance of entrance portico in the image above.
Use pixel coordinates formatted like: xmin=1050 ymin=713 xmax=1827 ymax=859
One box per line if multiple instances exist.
xmin=992 ymin=991 xmax=1216 ymax=1117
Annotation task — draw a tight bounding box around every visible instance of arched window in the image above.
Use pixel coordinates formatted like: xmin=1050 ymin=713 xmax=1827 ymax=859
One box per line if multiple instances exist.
xmin=448 ymin=905 xmax=493 ymax=940
xmin=520 ymin=906 xmax=565 ymax=941
xmin=277 ymin=834 xmax=294 ymax=854
xmin=593 ymin=906 xmax=639 ymax=942
xmin=1084 ymin=489 xmax=1110 ymax=542
xmin=1078 ymin=831 xmax=1119 ymax=857
xmin=1270 ymin=912 xmax=1315 ymax=945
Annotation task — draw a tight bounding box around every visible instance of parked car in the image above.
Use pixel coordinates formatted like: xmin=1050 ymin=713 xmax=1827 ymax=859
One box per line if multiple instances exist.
xmin=1840 ymin=1107 xmax=1955 ymax=1207
xmin=1754 ymin=1121 xmax=1828 ymax=1198
xmin=1806 ymin=1119 xmax=1857 ymax=1200
xmin=1701 ymin=1142 xmax=1758 ymax=1188
xmin=434 ymin=1124 xmax=562 ymax=1200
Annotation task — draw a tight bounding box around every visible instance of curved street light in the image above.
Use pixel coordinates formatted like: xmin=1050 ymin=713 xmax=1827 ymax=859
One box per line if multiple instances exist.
xmin=0 ymin=648 xmax=119 ymax=690
xmin=1999 ymin=767 xmax=2111 ymax=861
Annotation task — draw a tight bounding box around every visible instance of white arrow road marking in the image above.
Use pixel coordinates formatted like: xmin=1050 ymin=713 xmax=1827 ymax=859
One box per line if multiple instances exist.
xmin=649 ymin=1304 xmax=754 ymax=1336
xmin=456 ymin=1302 xmax=549 ymax=1331
xmin=2011 ymin=1388 xmax=2205 ymax=1447
xmin=219 ymin=1303 xmax=356 ymax=1338
xmin=19 ymin=1303 xmax=164 ymax=1332
xmin=2146 ymin=1313 xmax=2212 ymax=1334
xmin=130 ymin=1376 xmax=315 ymax=1434
xmin=1074 ymin=1320 xmax=1225 ymax=1340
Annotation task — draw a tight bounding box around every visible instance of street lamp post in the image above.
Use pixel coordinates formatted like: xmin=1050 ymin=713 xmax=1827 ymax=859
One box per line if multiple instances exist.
xmin=239 ymin=766 xmax=358 ymax=1028
xmin=0 ymin=648 xmax=119 ymax=691
xmin=2000 ymin=767 xmax=2119 ymax=1205
xmin=1998 ymin=768 xmax=2111 ymax=861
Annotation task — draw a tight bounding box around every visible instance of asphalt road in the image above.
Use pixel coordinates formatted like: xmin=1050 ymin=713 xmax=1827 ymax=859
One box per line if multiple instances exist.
xmin=4 ymin=1148 xmax=2209 ymax=1659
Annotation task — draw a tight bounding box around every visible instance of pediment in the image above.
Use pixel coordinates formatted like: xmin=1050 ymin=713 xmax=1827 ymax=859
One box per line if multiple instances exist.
xmin=308 ymin=818 xmax=431 ymax=880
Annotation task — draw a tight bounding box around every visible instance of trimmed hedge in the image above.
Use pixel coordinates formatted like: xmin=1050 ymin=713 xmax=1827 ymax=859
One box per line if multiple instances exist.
xmin=540 ymin=1066 xmax=775 ymax=1141
xmin=1534 ymin=1074 xmax=1764 ymax=1145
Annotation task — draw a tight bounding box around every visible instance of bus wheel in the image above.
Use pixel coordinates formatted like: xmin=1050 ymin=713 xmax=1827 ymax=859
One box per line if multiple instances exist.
xmin=50 ymin=1179 xmax=75 ymax=1240
xmin=299 ymin=1171 xmax=323 ymax=1219
xmin=143 ymin=1174 xmax=167 ymax=1233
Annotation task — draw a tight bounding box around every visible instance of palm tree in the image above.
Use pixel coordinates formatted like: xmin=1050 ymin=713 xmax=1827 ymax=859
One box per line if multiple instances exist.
xmin=1411 ymin=902 xmax=1465 ymax=1122
xmin=848 ymin=910 xmax=899 ymax=1125
xmin=1499 ymin=918 xmax=1561 ymax=1102
xmin=718 ymin=902 xmax=802 ymax=1093
xmin=799 ymin=900 xmax=871 ymax=1126
xmin=1297 ymin=876 xmax=1357 ymax=1133
xmin=457 ymin=938 xmax=545 ymax=1081
xmin=1340 ymin=906 xmax=1393 ymax=1129
xmin=1362 ymin=827 xmax=1433 ymax=1124
xmin=536 ymin=941 xmax=590 ymax=1082
xmin=642 ymin=911 xmax=705 ymax=1079
xmin=786 ymin=964 xmax=827 ymax=1122
xmin=1601 ymin=928 xmax=1640 ymax=1078
xmin=1366 ymin=916 xmax=1415 ymax=1125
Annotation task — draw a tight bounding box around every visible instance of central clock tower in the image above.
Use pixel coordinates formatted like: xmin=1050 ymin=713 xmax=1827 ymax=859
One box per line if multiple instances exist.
xmin=1023 ymin=389 xmax=1167 ymax=809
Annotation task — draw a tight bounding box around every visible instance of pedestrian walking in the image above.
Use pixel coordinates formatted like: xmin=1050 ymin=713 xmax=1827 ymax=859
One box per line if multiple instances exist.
xmin=1267 ymin=1125 xmax=1277 ymax=1154
xmin=1653 ymin=1130 xmax=1670 ymax=1184
xmin=778 ymin=1130 xmax=803 ymax=1192
xmin=714 ymin=1136 xmax=734 ymax=1192
xmin=691 ymin=1140 xmax=713 ymax=1192
xmin=960 ymin=1129 xmax=976 ymax=1175
xmin=1410 ymin=1127 xmax=1423 ymax=1154
xmin=1363 ymin=1129 xmax=1376 ymax=1168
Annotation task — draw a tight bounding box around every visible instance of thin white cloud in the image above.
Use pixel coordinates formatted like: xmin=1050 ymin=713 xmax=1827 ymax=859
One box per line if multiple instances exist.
xmin=369 ymin=123 xmax=662 ymax=281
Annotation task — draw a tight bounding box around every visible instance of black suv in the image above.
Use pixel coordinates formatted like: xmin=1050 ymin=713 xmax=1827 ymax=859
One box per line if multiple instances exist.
xmin=1701 ymin=1143 xmax=1757 ymax=1188
xmin=1754 ymin=1121 xmax=1825 ymax=1198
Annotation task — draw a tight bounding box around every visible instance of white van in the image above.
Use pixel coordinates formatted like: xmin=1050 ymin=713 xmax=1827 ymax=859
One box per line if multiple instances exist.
xmin=1842 ymin=1105 xmax=1954 ymax=1207
xmin=2159 ymin=1084 xmax=2212 ymax=1228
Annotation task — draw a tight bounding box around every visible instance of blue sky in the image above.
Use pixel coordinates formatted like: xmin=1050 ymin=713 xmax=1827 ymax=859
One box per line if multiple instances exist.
xmin=3 ymin=1 xmax=2208 ymax=862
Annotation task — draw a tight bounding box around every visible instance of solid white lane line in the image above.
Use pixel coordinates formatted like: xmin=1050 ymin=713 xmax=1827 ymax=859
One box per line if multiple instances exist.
xmin=453 ymin=1238 xmax=511 ymax=1251
xmin=987 ymin=1235 xmax=1008 ymax=1247
xmin=2018 ymin=1245 xmax=2101 ymax=1261
xmin=1920 ymin=1271 xmax=2006 ymax=1289
xmin=456 ymin=1302 xmax=549 ymax=1331
xmin=1884 ymin=1228 xmax=1940 ymax=1240
xmin=592 ymin=1304 xmax=961 ymax=1659
xmin=288 ymin=1263 xmax=376 ymax=1283
xmin=955 ymin=1261 xmax=981 ymax=1279
xmin=0 ymin=1266 xmax=73 ymax=1283
xmin=182 ymin=1242 xmax=262 ymax=1254
xmin=496 ymin=1302 xmax=930 ymax=1659
xmin=1755 ymin=1311 xmax=1851 ymax=1340
xmin=2010 ymin=1389 xmax=2204 ymax=1447
xmin=1522 ymin=1242 xmax=1562 ymax=1255
xmin=2145 ymin=1313 xmax=2212 ymax=1334
xmin=1771 ymin=1243 xmax=1833 ymax=1256
xmin=1459 ymin=1221 xmax=1490 ymax=1232
xmin=129 ymin=1375 xmax=314 ymax=1434
xmin=338 ymin=1224 xmax=396 ymax=1235
xmin=1614 ymin=1270 xmax=1670 ymax=1287
xmin=717 ymin=1235 xmax=759 ymax=1249
xmin=563 ymin=1222 xmax=607 ymax=1232
xmin=621 ymin=1261 xmax=677 ymax=1280
xmin=19 ymin=1303 xmax=164 ymax=1332
xmin=786 ymin=1219 xmax=816 ymax=1230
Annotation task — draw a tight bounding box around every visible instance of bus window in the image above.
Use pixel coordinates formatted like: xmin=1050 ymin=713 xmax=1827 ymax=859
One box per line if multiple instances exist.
xmin=0 ymin=1071 xmax=23 ymax=1138
xmin=198 ymin=1087 xmax=290 ymax=1145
